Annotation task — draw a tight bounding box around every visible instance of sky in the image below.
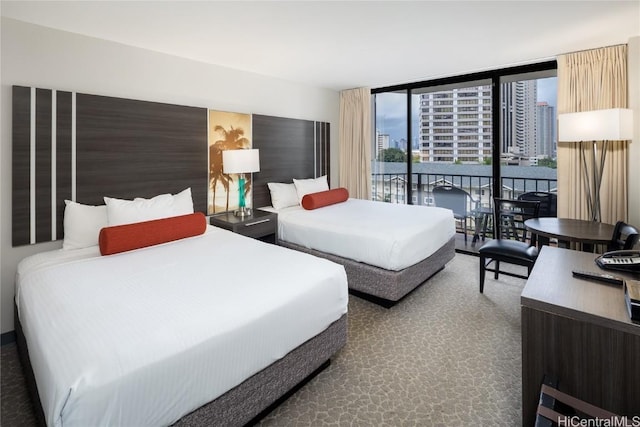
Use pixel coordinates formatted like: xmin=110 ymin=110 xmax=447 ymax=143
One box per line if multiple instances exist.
xmin=375 ymin=77 xmax=558 ymax=146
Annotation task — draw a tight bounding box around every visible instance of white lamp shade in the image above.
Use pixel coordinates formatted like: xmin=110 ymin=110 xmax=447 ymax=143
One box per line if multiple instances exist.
xmin=222 ymin=149 xmax=260 ymax=174
xmin=558 ymin=108 xmax=633 ymax=142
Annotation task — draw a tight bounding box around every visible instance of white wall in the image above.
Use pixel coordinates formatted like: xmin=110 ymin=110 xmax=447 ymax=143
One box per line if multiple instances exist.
xmin=0 ymin=18 xmax=340 ymax=333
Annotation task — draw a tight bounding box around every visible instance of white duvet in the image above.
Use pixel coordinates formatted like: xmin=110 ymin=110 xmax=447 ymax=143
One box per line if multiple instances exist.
xmin=16 ymin=226 xmax=348 ymax=427
xmin=273 ymin=199 xmax=456 ymax=271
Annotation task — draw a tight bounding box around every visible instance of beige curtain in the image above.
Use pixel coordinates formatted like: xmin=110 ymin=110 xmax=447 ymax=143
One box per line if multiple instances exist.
xmin=557 ymin=44 xmax=629 ymax=222
xmin=339 ymin=87 xmax=372 ymax=199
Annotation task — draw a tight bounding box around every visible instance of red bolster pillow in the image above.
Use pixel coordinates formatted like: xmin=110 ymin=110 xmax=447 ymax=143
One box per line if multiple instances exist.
xmin=301 ymin=188 xmax=349 ymax=210
xmin=99 ymin=212 xmax=207 ymax=255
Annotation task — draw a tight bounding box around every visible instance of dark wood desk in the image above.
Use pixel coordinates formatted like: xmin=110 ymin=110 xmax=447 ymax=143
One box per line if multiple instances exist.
xmin=525 ymin=218 xmax=615 ymax=252
xmin=521 ymin=246 xmax=640 ymax=426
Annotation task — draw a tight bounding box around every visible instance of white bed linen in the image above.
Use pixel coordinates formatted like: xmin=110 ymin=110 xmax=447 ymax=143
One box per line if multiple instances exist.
xmin=271 ymin=199 xmax=456 ymax=271
xmin=16 ymin=226 xmax=348 ymax=427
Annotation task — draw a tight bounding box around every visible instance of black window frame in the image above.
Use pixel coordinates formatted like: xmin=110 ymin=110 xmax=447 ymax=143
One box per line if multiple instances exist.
xmin=372 ymin=60 xmax=557 ymax=204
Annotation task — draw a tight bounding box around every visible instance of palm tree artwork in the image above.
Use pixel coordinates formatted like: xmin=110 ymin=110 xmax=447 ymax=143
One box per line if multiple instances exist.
xmin=208 ymin=111 xmax=252 ymax=214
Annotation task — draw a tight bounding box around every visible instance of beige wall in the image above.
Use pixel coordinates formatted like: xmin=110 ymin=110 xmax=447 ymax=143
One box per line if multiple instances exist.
xmin=0 ymin=18 xmax=340 ymax=333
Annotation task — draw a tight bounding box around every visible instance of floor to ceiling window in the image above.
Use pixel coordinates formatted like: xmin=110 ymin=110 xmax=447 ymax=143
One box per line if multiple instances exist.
xmin=412 ymin=79 xmax=493 ymax=208
xmin=372 ymin=62 xmax=557 ymax=242
xmin=499 ymin=72 xmax=558 ymax=202
xmin=372 ymin=91 xmax=410 ymax=204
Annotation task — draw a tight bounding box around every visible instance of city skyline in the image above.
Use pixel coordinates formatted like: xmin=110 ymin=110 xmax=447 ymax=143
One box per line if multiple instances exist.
xmin=375 ymin=77 xmax=557 ymax=149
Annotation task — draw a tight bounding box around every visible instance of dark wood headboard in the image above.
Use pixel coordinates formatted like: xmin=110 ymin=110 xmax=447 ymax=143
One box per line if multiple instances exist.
xmin=77 ymin=93 xmax=208 ymax=208
xmin=12 ymin=86 xmax=207 ymax=246
xmin=12 ymin=86 xmax=330 ymax=246
xmin=252 ymin=114 xmax=330 ymax=208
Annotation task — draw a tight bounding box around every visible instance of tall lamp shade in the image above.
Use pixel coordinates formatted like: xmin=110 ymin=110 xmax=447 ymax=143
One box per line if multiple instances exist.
xmin=558 ymin=108 xmax=634 ymax=222
xmin=222 ymin=149 xmax=260 ymax=217
xmin=558 ymin=108 xmax=633 ymax=142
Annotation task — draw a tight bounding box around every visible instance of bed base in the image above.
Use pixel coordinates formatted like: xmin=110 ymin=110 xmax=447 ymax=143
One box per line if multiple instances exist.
xmin=14 ymin=304 xmax=46 ymax=426
xmin=278 ymin=237 xmax=455 ymax=307
xmin=14 ymin=305 xmax=347 ymax=427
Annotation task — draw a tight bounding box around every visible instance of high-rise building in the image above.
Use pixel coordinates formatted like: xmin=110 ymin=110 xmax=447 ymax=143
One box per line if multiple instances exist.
xmin=516 ymin=80 xmax=537 ymax=159
xmin=536 ymin=101 xmax=556 ymax=158
xmin=501 ymin=80 xmax=537 ymax=162
xmin=376 ymin=132 xmax=390 ymax=159
xmin=419 ymin=85 xmax=492 ymax=164
xmin=419 ymin=80 xmax=551 ymax=165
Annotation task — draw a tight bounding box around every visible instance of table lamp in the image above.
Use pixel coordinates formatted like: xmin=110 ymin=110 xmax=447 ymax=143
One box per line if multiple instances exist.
xmin=222 ymin=148 xmax=260 ymax=217
xmin=558 ymin=108 xmax=633 ymax=222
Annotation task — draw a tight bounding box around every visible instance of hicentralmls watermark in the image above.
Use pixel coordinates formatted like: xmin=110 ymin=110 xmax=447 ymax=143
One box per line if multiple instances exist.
xmin=557 ymin=416 xmax=640 ymax=427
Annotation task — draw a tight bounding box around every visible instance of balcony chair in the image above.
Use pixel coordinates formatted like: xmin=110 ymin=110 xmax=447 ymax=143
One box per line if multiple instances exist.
xmin=517 ymin=191 xmax=557 ymax=217
xmin=479 ymin=198 xmax=540 ymax=293
xmin=432 ymin=185 xmax=478 ymax=243
xmin=607 ymin=221 xmax=639 ymax=251
xmin=517 ymin=191 xmax=557 ymax=246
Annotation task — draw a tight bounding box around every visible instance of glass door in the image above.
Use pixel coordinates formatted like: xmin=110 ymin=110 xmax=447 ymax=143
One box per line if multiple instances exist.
xmin=371 ymin=61 xmax=557 ymax=249
xmin=499 ymin=72 xmax=558 ymax=216
xmin=372 ymin=91 xmax=409 ymax=204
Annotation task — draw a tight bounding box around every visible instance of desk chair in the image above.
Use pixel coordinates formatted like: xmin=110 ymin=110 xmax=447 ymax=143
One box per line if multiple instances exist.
xmin=432 ymin=185 xmax=478 ymax=243
xmin=608 ymin=221 xmax=639 ymax=251
xmin=479 ymin=198 xmax=540 ymax=293
xmin=536 ymin=376 xmax=621 ymax=427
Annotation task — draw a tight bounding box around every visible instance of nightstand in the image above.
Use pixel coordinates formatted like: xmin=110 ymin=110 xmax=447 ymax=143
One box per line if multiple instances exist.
xmin=209 ymin=209 xmax=278 ymax=243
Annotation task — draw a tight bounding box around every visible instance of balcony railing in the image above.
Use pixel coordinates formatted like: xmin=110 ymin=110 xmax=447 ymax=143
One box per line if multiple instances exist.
xmin=372 ymin=172 xmax=556 ymax=206
xmin=372 ymin=171 xmax=557 ymax=239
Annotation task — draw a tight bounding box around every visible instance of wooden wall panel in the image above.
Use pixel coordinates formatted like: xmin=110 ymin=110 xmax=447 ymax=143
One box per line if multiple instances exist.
xmin=12 ymin=86 xmax=208 ymax=246
xmin=12 ymin=86 xmax=31 ymax=246
xmin=252 ymin=115 xmax=315 ymax=208
xmin=315 ymin=121 xmax=330 ymax=180
xmin=12 ymin=86 xmax=327 ymax=245
xmin=56 ymin=91 xmax=73 ymax=238
xmin=35 ymin=89 xmax=52 ymax=243
xmin=75 ymin=94 xmax=208 ymax=212
xmin=252 ymin=115 xmax=330 ymax=209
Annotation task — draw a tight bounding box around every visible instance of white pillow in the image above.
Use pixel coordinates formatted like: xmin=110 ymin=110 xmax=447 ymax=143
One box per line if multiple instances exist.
xmin=172 ymin=187 xmax=194 ymax=214
xmin=267 ymin=182 xmax=299 ymax=210
xmin=105 ymin=188 xmax=194 ymax=226
xmin=132 ymin=188 xmax=194 ymax=214
xmin=293 ymin=176 xmax=329 ymax=204
xmin=62 ymin=200 xmax=108 ymax=250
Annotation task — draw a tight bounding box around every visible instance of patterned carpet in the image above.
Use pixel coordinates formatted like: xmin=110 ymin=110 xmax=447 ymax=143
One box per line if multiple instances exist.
xmin=1 ymin=253 xmax=525 ymax=426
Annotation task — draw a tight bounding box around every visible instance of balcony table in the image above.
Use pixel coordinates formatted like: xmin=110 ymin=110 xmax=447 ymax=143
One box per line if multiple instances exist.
xmin=471 ymin=207 xmax=493 ymax=245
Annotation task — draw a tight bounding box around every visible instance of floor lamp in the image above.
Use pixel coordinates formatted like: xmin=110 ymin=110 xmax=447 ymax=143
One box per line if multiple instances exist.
xmin=222 ymin=148 xmax=260 ymax=217
xmin=558 ymin=108 xmax=633 ymax=222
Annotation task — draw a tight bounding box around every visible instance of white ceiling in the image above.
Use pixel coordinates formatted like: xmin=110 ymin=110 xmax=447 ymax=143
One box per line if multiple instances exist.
xmin=2 ymin=1 xmax=639 ymax=91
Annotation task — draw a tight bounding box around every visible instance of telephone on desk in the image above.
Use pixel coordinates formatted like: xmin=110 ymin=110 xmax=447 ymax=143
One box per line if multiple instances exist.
xmin=595 ymin=250 xmax=640 ymax=273
xmin=592 ymin=251 xmax=640 ymax=322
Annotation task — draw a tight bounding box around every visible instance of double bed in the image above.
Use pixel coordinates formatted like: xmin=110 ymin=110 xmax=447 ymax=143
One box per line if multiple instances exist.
xmin=257 ymin=179 xmax=456 ymax=306
xmin=15 ymin=223 xmax=348 ymax=426
xmin=11 ymin=88 xmax=348 ymax=426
